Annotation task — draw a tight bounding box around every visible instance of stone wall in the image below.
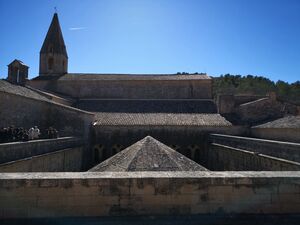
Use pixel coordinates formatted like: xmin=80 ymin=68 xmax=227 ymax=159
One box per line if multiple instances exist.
xmin=251 ymin=128 xmax=300 ymax=143
xmin=92 ymin=126 xmax=247 ymax=165
xmin=39 ymin=53 xmax=68 ymax=75
xmin=0 ymin=147 xmax=83 ymax=172
xmin=208 ymin=143 xmax=300 ymax=171
xmin=217 ymin=95 xmax=266 ymax=114
xmin=0 ymin=91 xmax=94 ymax=138
xmin=28 ymin=79 xmax=212 ymax=99
xmin=209 ymin=134 xmax=300 ymax=162
xmin=0 ymin=171 xmax=299 ymax=218
xmin=236 ymin=98 xmax=283 ymax=124
xmin=0 ymin=137 xmax=83 ymax=164
xmin=217 ymin=95 xmax=235 ymax=114
xmin=25 ymin=80 xmax=55 ymax=92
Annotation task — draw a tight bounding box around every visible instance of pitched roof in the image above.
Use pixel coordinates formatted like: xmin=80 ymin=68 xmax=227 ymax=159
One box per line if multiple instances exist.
xmin=58 ymin=73 xmax=211 ymax=81
xmin=40 ymin=13 xmax=68 ymax=57
xmin=253 ymin=115 xmax=300 ymax=129
xmin=94 ymin=112 xmax=232 ymax=126
xmin=0 ymin=80 xmax=50 ymax=102
xmin=31 ymin=75 xmax=62 ymax=81
xmin=76 ymin=99 xmax=217 ymax=113
xmin=89 ymin=136 xmax=208 ymax=172
xmin=7 ymin=59 xmax=29 ymax=68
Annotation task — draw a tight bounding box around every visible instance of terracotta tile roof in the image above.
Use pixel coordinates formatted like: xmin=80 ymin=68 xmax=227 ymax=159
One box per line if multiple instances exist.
xmin=89 ymin=136 xmax=208 ymax=172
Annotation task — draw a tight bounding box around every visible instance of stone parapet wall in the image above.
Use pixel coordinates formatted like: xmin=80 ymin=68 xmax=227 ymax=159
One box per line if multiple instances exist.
xmin=208 ymin=143 xmax=300 ymax=171
xmin=0 ymin=171 xmax=299 ymax=218
xmin=209 ymin=134 xmax=300 ymax=162
xmin=251 ymin=128 xmax=300 ymax=143
xmin=0 ymin=137 xmax=83 ymax=164
xmin=0 ymin=147 xmax=83 ymax=172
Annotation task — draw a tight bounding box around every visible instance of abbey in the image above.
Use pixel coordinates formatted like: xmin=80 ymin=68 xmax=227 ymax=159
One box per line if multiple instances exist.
xmin=25 ymin=13 xmax=213 ymax=100
xmin=0 ymin=13 xmax=299 ymax=221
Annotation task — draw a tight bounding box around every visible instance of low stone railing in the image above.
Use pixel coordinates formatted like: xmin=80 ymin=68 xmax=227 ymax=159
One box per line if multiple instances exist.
xmin=0 ymin=137 xmax=83 ymax=164
xmin=0 ymin=171 xmax=299 ymax=218
xmin=209 ymin=133 xmax=300 ymax=162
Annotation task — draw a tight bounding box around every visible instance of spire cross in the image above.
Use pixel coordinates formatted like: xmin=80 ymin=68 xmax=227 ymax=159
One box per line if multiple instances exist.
xmin=54 ymin=7 xmax=57 ymax=13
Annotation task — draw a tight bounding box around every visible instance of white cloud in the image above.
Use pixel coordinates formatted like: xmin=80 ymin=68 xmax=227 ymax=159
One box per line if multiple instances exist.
xmin=69 ymin=27 xmax=87 ymax=31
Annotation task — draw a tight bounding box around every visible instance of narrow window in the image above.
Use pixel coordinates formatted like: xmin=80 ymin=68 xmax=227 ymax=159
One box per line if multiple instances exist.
xmin=48 ymin=45 xmax=54 ymax=53
xmin=48 ymin=58 xmax=54 ymax=70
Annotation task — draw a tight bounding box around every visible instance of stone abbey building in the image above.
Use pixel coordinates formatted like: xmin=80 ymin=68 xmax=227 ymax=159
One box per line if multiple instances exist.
xmin=0 ymin=13 xmax=299 ymax=223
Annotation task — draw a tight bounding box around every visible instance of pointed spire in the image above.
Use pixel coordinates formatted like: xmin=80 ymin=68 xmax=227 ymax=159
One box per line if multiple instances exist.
xmin=40 ymin=13 xmax=68 ymax=57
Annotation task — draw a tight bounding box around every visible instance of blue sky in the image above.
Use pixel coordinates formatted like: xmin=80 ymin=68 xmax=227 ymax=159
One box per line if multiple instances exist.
xmin=0 ymin=0 xmax=299 ymax=83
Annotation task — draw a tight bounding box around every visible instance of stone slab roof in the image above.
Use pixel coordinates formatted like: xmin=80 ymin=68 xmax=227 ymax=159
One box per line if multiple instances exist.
xmin=0 ymin=80 xmax=51 ymax=102
xmin=8 ymin=59 xmax=29 ymax=67
xmin=76 ymin=99 xmax=217 ymax=113
xmin=253 ymin=115 xmax=300 ymax=129
xmin=89 ymin=136 xmax=208 ymax=172
xmin=57 ymin=73 xmax=211 ymax=81
xmin=40 ymin=13 xmax=67 ymax=56
xmin=94 ymin=112 xmax=232 ymax=126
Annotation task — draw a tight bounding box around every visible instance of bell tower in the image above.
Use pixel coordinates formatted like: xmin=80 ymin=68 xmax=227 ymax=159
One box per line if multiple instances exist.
xmin=39 ymin=13 xmax=68 ymax=76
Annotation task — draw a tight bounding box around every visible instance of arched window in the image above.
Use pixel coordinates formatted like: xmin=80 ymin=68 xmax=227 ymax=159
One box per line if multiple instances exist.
xmin=48 ymin=57 xmax=54 ymax=70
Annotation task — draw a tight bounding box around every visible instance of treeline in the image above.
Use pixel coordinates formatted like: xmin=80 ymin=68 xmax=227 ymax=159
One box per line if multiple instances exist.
xmin=213 ymin=74 xmax=300 ymax=105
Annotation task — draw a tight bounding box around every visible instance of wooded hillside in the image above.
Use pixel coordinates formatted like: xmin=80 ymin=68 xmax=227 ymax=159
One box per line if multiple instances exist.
xmin=213 ymin=74 xmax=300 ymax=105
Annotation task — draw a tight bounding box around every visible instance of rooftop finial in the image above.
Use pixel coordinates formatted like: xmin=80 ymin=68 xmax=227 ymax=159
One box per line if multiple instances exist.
xmin=54 ymin=6 xmax=57 ymax=13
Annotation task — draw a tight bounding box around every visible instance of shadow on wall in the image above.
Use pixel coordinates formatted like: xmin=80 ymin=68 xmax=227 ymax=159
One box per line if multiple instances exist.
xmin=0 ymin=91 xmax=94 ymax=138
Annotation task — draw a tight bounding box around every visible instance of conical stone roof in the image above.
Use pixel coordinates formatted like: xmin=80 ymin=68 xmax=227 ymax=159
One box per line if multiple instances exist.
xmin=40 ymin=13 xmax=68 ymax=56
xmin=89 ymin=136 xmax=208 ymax=172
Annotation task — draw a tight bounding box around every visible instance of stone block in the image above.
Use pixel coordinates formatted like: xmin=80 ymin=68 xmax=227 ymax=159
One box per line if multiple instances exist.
xmin=280 ymin=203 xmax=300 ymax=213
xmin=278 ymin=184 xmax=300 ymax=194
xmin=207 ymin=185 xmax=233 ymax=195
xmin=37 ymin=196 xmax=63 ymax=207
xmin=0 ymin=196 xmax=37 ymax=208
xmin=39 ymin=179 xmax=59 ymax=188
xmin=130 ymin=183 xmax=155 ymax=195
